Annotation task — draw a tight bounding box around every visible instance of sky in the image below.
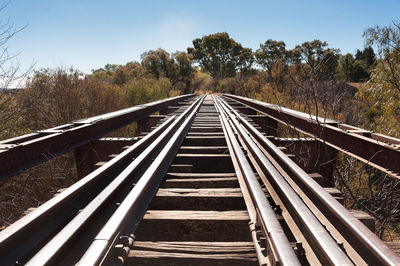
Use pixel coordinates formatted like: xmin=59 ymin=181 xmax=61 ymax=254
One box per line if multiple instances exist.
xmin=3 ymin=0 xmax=400 ymax=75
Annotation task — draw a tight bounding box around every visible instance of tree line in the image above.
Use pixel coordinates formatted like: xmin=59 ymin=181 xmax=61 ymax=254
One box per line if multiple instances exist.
xmin=188 ymin=32 xmax=375 ymax=82
xmin=3 ymin=24 xmax=398 ymax=140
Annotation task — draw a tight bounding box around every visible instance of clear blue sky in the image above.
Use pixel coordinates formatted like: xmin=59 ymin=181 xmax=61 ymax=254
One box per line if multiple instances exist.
xmin=4 ymin=0 xmax=400 ymax=74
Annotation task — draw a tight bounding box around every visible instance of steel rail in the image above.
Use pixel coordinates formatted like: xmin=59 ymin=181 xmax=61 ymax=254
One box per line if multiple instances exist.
xmin=213 ymin=96 xmax=301 ymax=266
xmin=77 ymin=96 xmax=205 ymax=266
xmin=219 ymin=95 xmax=400 ymax=265
xmin=0 ymin=114 xmax=178 ymax=266
xmin=26 ymin=97 xmax=201 ymax=265
xmin=224 ymin=94 xmax=400 ymax=178
xmin=0 ymin=94 xmax=194 ymax=181
xmin=222 ymin=95 xmax=400 ymax=264
xmin=216 ymin=96 xmax=354 ymax=265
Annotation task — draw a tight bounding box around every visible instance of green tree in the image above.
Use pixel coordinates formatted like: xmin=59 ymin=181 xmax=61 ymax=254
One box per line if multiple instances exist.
xmin=172 ymin=51 xmax=195 ymax=93
xmin=255 ymin=39 xmax=288 ymax=72
xmin=91 ymin=64 xmax=119 ymax=80
xmin=337 ymin=53 xmax=369 ymax=81
xmin=141 ymin=48 xmax=175 ymax=80
xmin=187 ymin=32 xmax=250 ymax=78
xmin=358 ymin=21 xmax=400 ymax=137
xmin=140 ymin=49 xmax=195 ymax=94
xmin=112 ymin=62 xmax=147 ymax=85
xmin=123 ymin=77 xmax=172 ymax=106
xmin=237 ymin=47 xmax=254 ymax=76
xmin=355 ymin=46 xmax=376 ymax=68
xmin=291 ymin=40 xmax=340 ymax=80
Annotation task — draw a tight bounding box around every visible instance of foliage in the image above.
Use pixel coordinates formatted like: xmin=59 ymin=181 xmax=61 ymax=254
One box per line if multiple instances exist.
xmin=255 ymin=39 xmax=288 ymax=73
xmin=123 ymin=77 xmax=173 ymax=106
xmin=141 ymin=49 xmax=176 ymax=80
xmin=187 ymin=32 xmax=253 ymax=78
xmin=211 ymin=73 xmax=265 ymax=98
xmin=291 ymin=40 xmax=340 ymax=81
xmin=191 ymin=70 xmax=213 ymax=92
xmin=334 ymin=155 xmax=400 ymax=239
xmin=91 ymin=64 xmax=119 ymax=81
xmin=20 ymin=69 xmax=127 ymax=130
xmin=336 ymin=53 xmax=369 ymax=81
xmin=355 ymin=46 xmax=376 ymax=68
xmin=237 ymin=47 xmax=255 ymax=76
xmin=171 ymin=51 xmax=195 ymax=93
xmin=357 ymin=21 xmax=400 ymax=137
xmin=112 ymin=62 xmax=147 ymax=85
xmin=140 ymin=49 xmax=194 ymax=93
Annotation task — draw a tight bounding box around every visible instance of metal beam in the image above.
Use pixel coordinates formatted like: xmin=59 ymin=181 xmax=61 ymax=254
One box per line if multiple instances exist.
xmin=224 ymin=94 xmax=400 ymax=178
xmin=0 ymin=94 xmax=194 ymax=181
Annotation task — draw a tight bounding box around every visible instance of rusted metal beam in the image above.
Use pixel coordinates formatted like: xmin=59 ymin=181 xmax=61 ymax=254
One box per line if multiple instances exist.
xmin=0 ymin=116 xmax=177 ymax=266
xmin=215 ymin=96 xmax=302 ymax=266
xmin=0 ymin=94 xmax=194 ymax=181
xmin=77 ymin=96 xmax=204 ymax=265
xmin=224 ymin=94 xmax=400 ymax=178
xmin=217 ymin=96 xmax=354 ymax=266
xmin=220 ymin=95 xmax=400 ymax=265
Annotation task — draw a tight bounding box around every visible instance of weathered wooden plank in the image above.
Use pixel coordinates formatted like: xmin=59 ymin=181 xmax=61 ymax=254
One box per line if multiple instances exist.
xmin=135 ymin=211 xmax=251 ymax=242
xmin=143 ymin=210 xmax=249 ymax=220
xmin=179 ymin=146 xmax=228 ymax=154
xmin=150 ymin=188 xmax=246 ymax=210
xmin=166 ymin=173 xmax=236 ymax=179
xmin=182 ymin=136 xmax=226 ymax=146
xmin=127 ymin=241 xmax=257 ymax=266
xmin=163 ymin=177 xmax=239 ymax=188
xmin=156 ymin=188 xmax=243 ymax=197
xmin=189 ymin=126 xmax=222 ymax=132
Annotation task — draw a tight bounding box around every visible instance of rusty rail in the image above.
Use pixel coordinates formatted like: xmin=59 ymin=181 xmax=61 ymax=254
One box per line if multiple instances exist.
xmin=219 ymin=95 xmax=400 ymax=266
xmin=214 ymin=96 xmax=301 ymax=266
xmin=77 ymin=96 xmax=205 ymax=265
xmin=0 ymin=115 xmax=176 ymax=265
xmin=216 ymin=96 xmax=355 ymax=265
xmin=224 ymin=94 xmax=400 ymax=178
xmin=0 ymin=94 xmax=194 ymax=181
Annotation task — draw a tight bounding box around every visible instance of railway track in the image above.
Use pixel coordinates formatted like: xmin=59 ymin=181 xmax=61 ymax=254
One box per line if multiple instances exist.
xmin=1 ymin=94 xmax=400 ymax=265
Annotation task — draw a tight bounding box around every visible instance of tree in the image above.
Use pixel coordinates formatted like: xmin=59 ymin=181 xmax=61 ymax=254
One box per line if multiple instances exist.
xmin=187 ymin=32 xmax=250 ymax=78
xmin=337 ymin=53 xmax=369 ymax=81
xmin=285 ymin=40 xmax=347 ymax=122
xmin=140 ymin=49 xmax=195 ymax=93
xmin=141 ymin=48 xmax=175 ymax=80
xmin=358 ymin=21 xmax=400 ymax=137
xmin=237 ymin=47 xmax=254 ymax=77
xmin=254 ymin=39 xmax=289 ymax=90
xmin=291 ymin=40 xmax=340 ymax=81
xmin=112 ymin=62 xmax=146 ymax=85
xmin=255 ymin=39 xmax=288 ymax=72
xmin=338 ymin=23 xmax=400 ymax=237
xmin=123 ymin=77 xmax=172 ymax=106
xmin=172 ymin=51 xmax=195 ymax=93
xmin=355 ymin=46 xmax=376 ymax=68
